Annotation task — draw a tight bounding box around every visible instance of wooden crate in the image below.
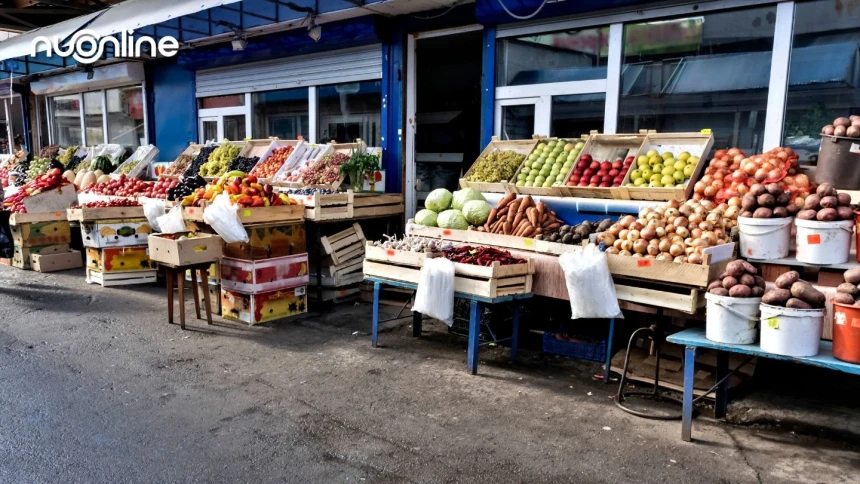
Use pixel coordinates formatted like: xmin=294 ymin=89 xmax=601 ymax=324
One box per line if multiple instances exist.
xmin=407 ymin=224 xmax=581 ymax=257
xmin=320 ymin=223 xmax=366 ymax=265
xmin=244 ymin=139 xmax=279 ymax=159
xmin=182 ymin=203 xmax=304 ymax=225
xmin=459 ymin=136 xmax=539 ymax=194
xmin=301 ymin=191 xmax=354 ymax=221
xmin=505 ymin=135 xmax=564 ymax=197
xmin=605 ymin=245 xmax=732 ymax=289
xmin=308 ymin=284 xmax=361 ymax=302
xmin=167 ymin=143 xmax=203 ymax=177
xmin=86 ymin=268 xmax=157 ymax=287
xmin=557 ymin=132 xmax=647 ymax=199
xmin=363 ymin=244 xmax=535 ymax=298
xmin=9 ymin=210 xmax=67 ymax=225
xmin=67 ymin=205 xmax=145 ymax=221
xmin=352 ymin=194 xmax=404 ymax=219
xmin=272 ymin=143 xmax=333 ymax=186
xmin=616 ymin=132 xmax=714 ymax=202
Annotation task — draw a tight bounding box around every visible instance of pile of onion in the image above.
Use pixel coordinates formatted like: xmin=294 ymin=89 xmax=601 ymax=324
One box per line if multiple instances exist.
xmin=692 ymin=146 xmax=814 ymax=208
xmin=597 ymin=199 xmax=731 ymax=265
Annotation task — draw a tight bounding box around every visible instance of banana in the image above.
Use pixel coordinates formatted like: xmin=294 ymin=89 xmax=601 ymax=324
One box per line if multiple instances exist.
xmin=100 ymin=227 xmax=117 ymax=237
xmin=224 ymin=170 xmax=246 ymax=179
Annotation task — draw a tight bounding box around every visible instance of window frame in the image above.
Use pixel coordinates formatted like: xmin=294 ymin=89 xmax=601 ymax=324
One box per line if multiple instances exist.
xmin=46 ymin=83 xmax=149 ymax=149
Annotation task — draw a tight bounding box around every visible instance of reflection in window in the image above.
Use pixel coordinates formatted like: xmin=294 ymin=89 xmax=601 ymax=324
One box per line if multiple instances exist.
xmin=500 ymin=105 xmax=534 ymax=140
xmin=198 ymin=94 xmax=245 ymax=109
xmin=783 ymin=0 xmax=860 ymax=163
xmin=107 ymin=86 xmax=145 ymax=150
xmin=618 ymin=7 xmax=777 ymax=154
xmin=318 ymin=81 xmax=381 ymax=146
xmin=497 ymin=27 xmax=609 ymax=87
xmin=252 ymin=88 xmax=309 ymax=140
xmin=551 ymin=94 xmax=605 ymax=138
xmin=83 ymin=91 xmax=104 ymax=145
xmin=50 ymin=94 xmax=83 ymax=146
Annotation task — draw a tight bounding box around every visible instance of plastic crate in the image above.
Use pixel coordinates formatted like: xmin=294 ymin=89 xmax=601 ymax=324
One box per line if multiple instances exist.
xmin=542 ymin=333 xmax=606 ymax=362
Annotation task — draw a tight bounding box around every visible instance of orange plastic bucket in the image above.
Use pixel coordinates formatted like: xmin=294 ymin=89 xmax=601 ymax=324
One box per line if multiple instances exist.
xmin=831 ymin=300 xmax=860 ymax=364
xmin=855 ymin=211 xmax=860 ymax=263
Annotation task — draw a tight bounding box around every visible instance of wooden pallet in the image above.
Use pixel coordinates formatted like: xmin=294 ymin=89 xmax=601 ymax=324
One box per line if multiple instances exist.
xmin=320 ymin=223 xmax=366 ymax=265
xmin=363 ymin=245 xmax=534 ymax=298
xmin=67 ymin=205 xmax=145 ymax=221
xmin=86 ymin=268 xmax=157 ymax=287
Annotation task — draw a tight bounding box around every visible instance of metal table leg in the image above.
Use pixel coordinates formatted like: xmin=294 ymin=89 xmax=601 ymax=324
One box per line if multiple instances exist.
xmin=467 ymin=300 xmax=481 ymax=375
xmin=412 ymin=311 xmax=422 ymax=337
xmin=372 ymin=281 xmax=380 ymax=348
xmin=682 ymin=345 xmax=697 ymax=442
xmin=510 ymin=304 xmax=520 ymax=361
xmin=715 ymin=350 xmax=729 ymax=420
xmin=604 ymin=318 xmax=616 ymax=383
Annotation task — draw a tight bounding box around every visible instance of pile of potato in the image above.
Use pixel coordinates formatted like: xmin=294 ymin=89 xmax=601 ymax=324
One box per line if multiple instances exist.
xmin=739 ymin=183 xmax=799 ymax=219
xmin=821 ymin=116 xmax=860 ymax=139
xmin=708 ymin=260 xmax=765 ymax=298
xmin=833 ymin=268 xmax=860 ymax=306
xmin=796 ymin=183 xmax=854 ymax=221
xmin=536 ymin=218 xmax=613 ymax=244
xmin=762 ymin=271 xmax=826 ymax=309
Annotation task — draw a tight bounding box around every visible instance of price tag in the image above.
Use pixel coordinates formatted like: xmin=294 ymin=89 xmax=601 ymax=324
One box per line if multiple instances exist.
xmin=637 ymin=259 xmax=652 ymax=268
xmin=187 ymin=208 xmax=196 ymax=214
xmin=523 ymin=238 xmax=534 ymax=248
xmin=306 ymin=196 xmax=313 ymax=201
xmin=700 ymin=128 xmax=712 ymax=134
xmin=243 ymin=209 xmax=252 ymax=217
xmin=193 ymin=244 xmax=207 ymax=252
xmin=807 ymin=234 xmax=821 ymax=245
xmin=385 ymin=249 xmax=395 ymax=256
xmin=850 ymin=143 xmax=860 ymax=155
xmin=54 ymin=212 xmax=61 ymax=217
xmin=442 ymin=229 xmax=452 ymax=236
xmin=767 ymin=318 xmax=779 ymax=329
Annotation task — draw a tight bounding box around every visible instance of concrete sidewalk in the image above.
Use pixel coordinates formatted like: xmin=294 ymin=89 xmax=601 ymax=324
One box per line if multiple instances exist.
xmin=0 ymin=266 xmax=858 ymax=483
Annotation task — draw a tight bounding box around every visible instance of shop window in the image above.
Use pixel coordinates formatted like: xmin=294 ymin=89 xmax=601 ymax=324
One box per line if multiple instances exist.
xmin=107 ymin=86 xmax=145 ymax=150
xmin=497 ymin=27 xmax=609 ymax=87
xmin=83 ymin=91 xmax=104 ymax=145
xmin=500 ymin=105 xmax=535 ymax=140
xmin=252 ymin=88 xmax=309 ymax=140
xmin=318 ymin=81 xmax=381 ymax=146
xmin=198 ymin=94 xmax=245 ymax=109
xmin=551 ymin=94 xmax=606 ymax=138
xmin=50 ymin=94 xmax=83 ymax=147
xmin=618 ymin=7 xmax=777 ymax=154
xmin=783 ymin=0 xmax=860 ymax=162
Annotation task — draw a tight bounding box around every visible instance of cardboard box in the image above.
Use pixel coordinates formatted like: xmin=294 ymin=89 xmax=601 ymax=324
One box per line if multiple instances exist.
xmin=30 ymin=249 xmax=83 ymax=272
xmin=148 ymin=232 xmax=223 ymax=266
xmin=221 ymin=286 xmax=307 ymax=325
xmin=12 ymin=244 xmax=69 ymax=270
xmin=223 ymin=223 xmax=306 ymax=260
xmin=86 ymin=246 xmax=155 ymax=272
xmin=81 ymin=218 xmax=153 ymax=248
xmin=185 ymin=261 xmax=221 ymax=284
xmin=10 ymin=220 xmax=71 ymax=248
xmin=196 ymin=283 xmax=221 ymax=315
xmin=221 ymin=253 xmax=309 ymax=294
xmin=21 ymin=184 xmax=77 ymax=214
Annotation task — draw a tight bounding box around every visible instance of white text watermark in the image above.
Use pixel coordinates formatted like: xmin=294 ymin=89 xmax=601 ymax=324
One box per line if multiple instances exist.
xmin=31 ymin=29 xmax=179 ymax=64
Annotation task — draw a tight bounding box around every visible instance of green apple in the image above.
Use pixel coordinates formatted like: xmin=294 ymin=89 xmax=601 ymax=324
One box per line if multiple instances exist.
xmin=542 ymin=180 xmax=553 ymax=188
xmin=536 ymin=143 xmax=547 ymax=151
xmin=556 ymin=174 xmax=566 ymax=182
xmin=661 ymin=166 xmax=675 ymax=176
xmin=650 ymin=173 xmax=662 ymax=183
xmin=646 ymin=149 xmax=659 ymax=158
xmin=563 ymin=143 xmax=574 ymax=152
xmin=673 ymin=161 xmax=686 ymax=171
xmin=641 ymin=168 xmax=653 ymax=180
xmin=631 ymin=169 xmax=642 ymax=180
xmin=662 ymin=151 xmax=674 ymax=161
xmin=688 ymin=156 xmax=700 ymax=165
xmin=633 ymin=178 xmax=646 ymax=187
xmin=575 ymin=141 xmax=585 ymax=149
xmin=516 ymin=180 xmax=525 ymax=186
xmin=637 ymin=155 xmax=649 ymax=167
xmin=649 ymin=180 xmax=662 ymax=188
xmin=653 ymin=163 xmax=665 ymax=173
xmin=529 ymin=169 xmax=539 ymax=177
xmin=673 ymin=171 xmax=685 ymax=182
xmin=678 ymin=151 xmax=691 ymax=162
xmin=683 ymin=164 xmax=695 ymax=177
xmin=648 ymin=156 xmax=661 ymax=166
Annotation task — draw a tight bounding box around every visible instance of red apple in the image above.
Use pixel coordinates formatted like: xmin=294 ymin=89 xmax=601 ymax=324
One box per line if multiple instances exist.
xmin=567 ymin=181 xmax=577 ymax=186
xmin=600 ymin=181 xmax=611 ymax=187
xmin=625 ymin=156 xmax=635 ymax=162
xmin=600 ymin=161 xmax=612 ymax=171
xmin=573 ymin=168 xmax=583 ymax=176
xmin=569 ymin=175 xmax=580 ymax=183
xmin=580 ymin=154 xmax=593 ymax=163
xmin=614 ymin=175 xmax=625 ymax=184
xmin=589 ymin=161 xmax=600 ymax=171
xmin=590 ymin=175 xmax=601 ymax=183
xmin=583 ymin=169 xmax=594 ymax=177
xmin=589 ymin=182 xmax=598 ymax=187
xmin=598 ymin=170 xmax=608 ymax=176
xmin=579 ymin=181 xmax=588 ymax=186
xmin=602 ymin=175 xmax=613 ymax=183
xmin=577 ymin=160 xmax=590 ymax=169
xmin=611 ymin=160 xmax=623 ymax=170
xmin=608 ymin=169 xmax=620 ymax=177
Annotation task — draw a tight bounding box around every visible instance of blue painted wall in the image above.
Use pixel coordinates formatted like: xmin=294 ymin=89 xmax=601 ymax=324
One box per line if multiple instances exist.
xmin=150 ymin=61 xmax=197 ymax=161
xmin=480 ymin=26 xmax=496 ymax=148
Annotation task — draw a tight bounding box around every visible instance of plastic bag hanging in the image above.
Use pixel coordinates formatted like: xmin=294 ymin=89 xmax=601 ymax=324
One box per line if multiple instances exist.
xmin=139 ymin=196 xmax=166 ymax=233
xmin=155 ymin=205 xmax=187 ymax=234
xmin=203 ymin=193 xmax=249 ymax=243
xmin=413 ymin=257 xmax=456 ymax=326
xmin=558 ymin=244 xmax=622 ymax=319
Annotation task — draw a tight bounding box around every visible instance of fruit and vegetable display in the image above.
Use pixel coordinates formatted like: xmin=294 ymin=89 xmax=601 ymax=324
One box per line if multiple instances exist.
xmin=82 ymin=173 xmax=154 ymax=198
xmin=794 ymin=182 xmax=855 ymax=221
xmin=278 ymin=145 xmax=328 ymax=182
xmin=118 ymin=158 xmax=142 ymax=175
xmin=10 ymin=160 xmax=29 ymax=186
xmin=39 ymin=145 xmax=60 ymax=160
xmin=597 ymin=199 xmax=730 ymax=264
xmin=167 ymin=175 xmax=207 ymax=202
xmin=416 ymin=188 xmax=492 ymax=229
xmin=3 ymin=168 xmax=73 ymax=213
xmin=515 ymin=139 xmax=581 ymax=188
xmin=144 ymin=176 xmax=179 ymax=199
xmin=761 ymin=271 xmax=826 ymax=309
xmin=297 ymin=152 xmax=350 ymax=185
xmin=482 ymin=193 xmax=563 ymax=236
xmin=184 ymin=146 xmax=217 ymax=178
xmin=251 ymin=146 xmax=294 ymax=178
xmin=59 ymin=146 xmax=79 ymax=166
xmin=442 ymin=245 xmax=527 ymax=266
xmin=79 ymin=199 xmax=142 ymax=208
xmin=707 ymin=260 xmax=765 ymax=298
xmin=466 ymin=149 xmax=525 ymax=183
xmin=181 ymin=172 xmax=295 ymax=208
xmin=25 ymin=157 xmax=51 ymax=182
xmin=64 ymin=153 xmax=85 ymax=172
xmin=568 ymin=155 xmax=633 ymax=188
xmin=0 ymin=166 xmax=9 ymax=188
xmin=164 ymin=154 xmax=193 ymax=177
xmin=370 ymin=234 xmax=456 ymax=252
xmin=821 ymin=115 xmax=860 ymax=138
xmin=833 ymin=269 xmax=860 ymax=306
xmin=73 ymin=170 xmax=108 ymax=191
xmin=198 ymin=142 xmax=242 ymax=177
xmin=627 ymin=149 xmax=699 ymax=188
xmin=227 ymin=156 xmax=260 ymax=174
xmin=86 ymin=155 xmax=115 ymax=175
xmin=738 ymin=183 xmax=799 ymax=219
xmin=283 ymin=187 xmax=337 ymax=196
xmin=536 ymin=218 xmax=614 ymax=244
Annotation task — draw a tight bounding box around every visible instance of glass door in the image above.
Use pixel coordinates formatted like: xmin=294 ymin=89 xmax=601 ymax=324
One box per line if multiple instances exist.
xmin=223 ymin=114 xmax=246 ymax=141
xmin=199 ymin=117 xmax=219 ymax=143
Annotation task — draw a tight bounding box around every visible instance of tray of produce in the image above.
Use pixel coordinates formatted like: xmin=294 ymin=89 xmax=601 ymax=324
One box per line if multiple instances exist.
xmin=282 ymin=151 xmax=350 ymax=190
xmin=68 ymin=199 xmax=144 ymax=221
xmin=252 ymin=140 xmax=301 ymax=180
xmin=616 ymin=132 xmax=714 ymax=201
xmin=509 ymin=137 xmax=585 ymax=196
xmin=3 ymin=169 xmax=78 ymax=214
xmin=459 ymin=136 xmax=538 ymax=194
xmin=558 ymin=132 xmax=645 ymax=199
xmin=274 ymin=143 xmax=332 ymax=184
xmin=183 ymin=145 xmax=218 ymax=178
xmin=163 ymin=143 xmax=203 ymax=177
xmin=113 ymin=145 xmax=159 ymax=179
xmin=198 ymin=141 xmax=247 ymax=178
xmin=180 ymin=172 xmax=303 ymax=224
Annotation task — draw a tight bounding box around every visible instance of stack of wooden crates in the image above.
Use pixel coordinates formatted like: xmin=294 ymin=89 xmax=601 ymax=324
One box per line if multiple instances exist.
xmin=76 ymin=211 xmax=157 ymax=286
xmin=8 ymin=213 xmax=81 ymax=272
xmin=310 ymin=223 xmax=366 ymax=302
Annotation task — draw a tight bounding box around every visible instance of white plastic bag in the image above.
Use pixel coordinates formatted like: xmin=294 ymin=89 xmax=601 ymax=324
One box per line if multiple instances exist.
xmin=413 ymin=257 xmax=455 ymax=326
xmin=203 ymin=193 xmax=249 ymax=243
xmin=156 ymin=206 xmax=187 ymax=234
xmin=559 ymin=244 xmax=622 ymax=319
xmin=139 ymin=196 xmax=165 ymax=233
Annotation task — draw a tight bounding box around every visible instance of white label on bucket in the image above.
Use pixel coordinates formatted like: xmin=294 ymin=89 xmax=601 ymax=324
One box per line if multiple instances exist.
xmin=766 ymin=317 xmax=779 ymax=329
xmin=850 ymin=143 xmax=860 ymax=154
xmin=835 ymin=312 xmax=847 ymax=326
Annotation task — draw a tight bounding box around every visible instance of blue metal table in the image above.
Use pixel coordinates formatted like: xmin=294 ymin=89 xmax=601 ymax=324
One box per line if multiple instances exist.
xmin=367 ymin=277 xmax=533 ymax=375
xmin=667 ymin=328 xmax=860 ymax=442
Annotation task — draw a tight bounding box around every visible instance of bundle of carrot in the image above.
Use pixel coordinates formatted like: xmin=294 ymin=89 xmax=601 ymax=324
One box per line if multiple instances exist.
xmin=480 ymin=194 xmax=562 ymax=237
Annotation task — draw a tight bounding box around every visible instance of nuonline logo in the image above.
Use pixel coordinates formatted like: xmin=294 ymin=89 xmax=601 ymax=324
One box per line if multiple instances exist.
xmin=31 ymin=29 xmax=179 ymax=64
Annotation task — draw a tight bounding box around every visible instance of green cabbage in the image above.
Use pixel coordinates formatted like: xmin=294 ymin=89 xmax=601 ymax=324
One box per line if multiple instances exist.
xmin=437 ymin=210 xmax=469 ymax=230
xmin=414 ymin=209 xmax=438 ymax=227
xmin=425 ymin=188 xmax=453 ymax=212
xmin=452 ymin=188 xmax=485 ymax=210
xmin=461 ymin=200 xmax=492 ymax=226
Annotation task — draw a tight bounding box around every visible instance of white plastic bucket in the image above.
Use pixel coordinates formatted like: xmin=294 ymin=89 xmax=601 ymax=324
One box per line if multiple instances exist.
xmin=737 ymin=216 xmax=792 ymax=260
xmin=795 ymin=218 xmax=854 ymax=265
xmin=760 ymin=303 xmax=825 ymax=357
xmin=705 ymin=293 xmax=761 ymax=344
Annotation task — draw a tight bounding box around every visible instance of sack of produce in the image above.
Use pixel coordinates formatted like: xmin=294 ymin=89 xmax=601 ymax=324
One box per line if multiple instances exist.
xmin=559 ymin=244 xmax=622 ymax=319
xmin=413 ymin=257 xmax=455 ymax=326
xmin=203 ymin=193 xmax=250 ymax=244
xmin=156 ymin=206 xmax=188 ymax=234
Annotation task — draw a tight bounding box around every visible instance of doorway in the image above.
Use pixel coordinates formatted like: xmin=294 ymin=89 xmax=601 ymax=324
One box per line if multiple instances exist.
xmin=405 ymin=27 xmax=484 ymax=218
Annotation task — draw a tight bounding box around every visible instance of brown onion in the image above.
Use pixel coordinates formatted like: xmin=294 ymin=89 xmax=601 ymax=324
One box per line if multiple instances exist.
xmin=632 ymin=239 xmax=648 ymax=254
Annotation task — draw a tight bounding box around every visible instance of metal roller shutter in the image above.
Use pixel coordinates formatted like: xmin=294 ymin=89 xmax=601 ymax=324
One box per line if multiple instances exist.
xmin=195 ymin=44 xmax=382 ymax=97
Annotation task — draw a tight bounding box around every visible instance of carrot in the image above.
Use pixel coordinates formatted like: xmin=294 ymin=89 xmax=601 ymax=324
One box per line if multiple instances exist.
xmin=512 ymin=212 xmax=524 ymax=229
xmin=486 ymin=208 xmax=498 ymax=226
xmin=497 ymin=193 xmax=516 ymax=210
xmin=545 ymin=222 xmax=560 ymax=231
xmin=526 ymin=207 xmax=538 ymax=226
xmin=503 ymin=221 xmax=513 ymax=235
xmin=536 ymin=201 xmax=546 ymax=218
xmin=534 ymin=227 xmax=542 ymax=235
xmin=517 ymin=222 xmax=534 ymax=237
xmin=521 ymin=226 xmax=536 ymax=238
xmin=518 ymin=195 xmax=532 ymax=212
xmin=507 ymin=201 xmax=519 ymax=221
xmin=540 ymin=212 xmax=548 ymax=224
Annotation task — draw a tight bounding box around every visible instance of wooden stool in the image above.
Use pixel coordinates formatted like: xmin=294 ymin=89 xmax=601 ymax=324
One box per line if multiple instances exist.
xmin=161 ymin=262 xmax=215 ymax=330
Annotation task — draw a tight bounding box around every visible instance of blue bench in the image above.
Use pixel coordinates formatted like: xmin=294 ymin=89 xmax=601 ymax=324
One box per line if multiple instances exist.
xmin=367 ymin=277 xmax=533 ymax=375
xmin=666 ymin=328 xmax=860 ymax=442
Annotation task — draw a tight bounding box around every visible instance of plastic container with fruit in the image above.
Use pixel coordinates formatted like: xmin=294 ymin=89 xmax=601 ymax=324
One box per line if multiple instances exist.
xmin=459 ymin=136 xmax=538 ymax=194
xmin=558 ymin=132 xmax=645 ymax=199
xmin=508 ymin=137 xmax=584 ymax=197
xmin=617 ymin=132 xmax=714 ymax=202
xmin=254 ymin=139 xmax=303 ymax=182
